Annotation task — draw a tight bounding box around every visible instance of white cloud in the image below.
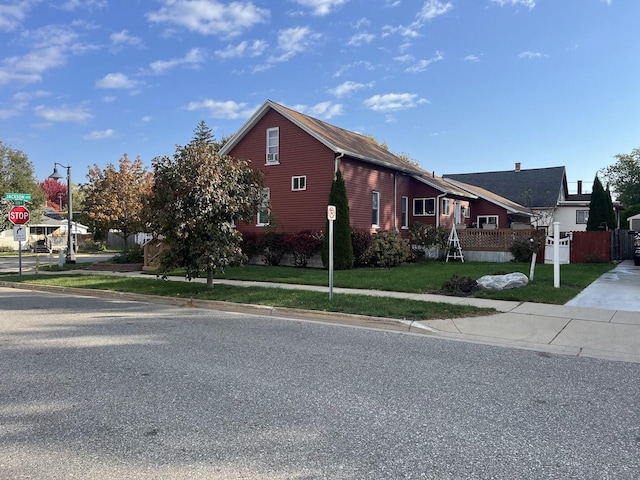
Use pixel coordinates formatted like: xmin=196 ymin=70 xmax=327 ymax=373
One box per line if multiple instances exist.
xmin=110 ymin=30 xmax=143 ymax=47
xmin=289 ymin=101 xmax=343 ymax=119
xmin=149 ymin=48 xmax=206 ymax=74
xmin=363 ymin=93 xmax=429 ymax=112
xmin=404 ymin=51 xmax=444 ymax=72
xmin=291 ymin=0 xmax=349 ymax=16
xmin=34 ymin=104 xmax=93 ymax=123
xmin=183 ymin=99 xmax=257 ymax=119
xmin=95 ymin=73 xmax=143 ymax=89
xmin=328 ymin=80 xmax=373 ymax=97
xmin=0 ymin=2 xmax=31 ymax=32
xmin=490 ymin=0 xmax=535 ymax=9
xmin=84 ymin=129 xmax=115 ymax=140
xmin=417 ymin=0 xmax=453 ymax=22
xmin=347 ymin=32 xmax=375 ymax=46
xmin=463 ymin=54 xmax=480 ymax=62
xmin=0 ymin=24 xmax=98 ymax=86
xmin=518 ymin=50 xmax=547 ymax=59
xmin=147 ymin=0 xmax=269 ymax=38
xmin=215 ymin=40 xmax=267 ymax=59
xmin=266 ymin=26 xmax=322 ymax=64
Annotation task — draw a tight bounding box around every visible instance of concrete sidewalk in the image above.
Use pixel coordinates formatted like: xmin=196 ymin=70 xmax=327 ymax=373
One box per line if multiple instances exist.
xmin=4 ymin=261 xmax=640 ymax=364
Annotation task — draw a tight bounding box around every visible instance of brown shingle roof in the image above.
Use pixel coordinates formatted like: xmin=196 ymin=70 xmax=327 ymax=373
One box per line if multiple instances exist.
xmin=221 ymin=100 xmax=478 ymax=199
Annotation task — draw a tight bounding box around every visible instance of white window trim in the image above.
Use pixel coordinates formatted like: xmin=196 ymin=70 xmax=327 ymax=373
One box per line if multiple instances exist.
xmin=477 ymin=215 xmax=499 ymax=229
xmin=413 ymin=197 xmax=436 ymax=216
xmin=257 ymin=188 xmax=270 ymax=226
xmin=401 ymin=196 xmax=408 ymax=229
xmin=266 ymin=127 xmax=279 ymax=165
xmin=442 ymin=198 xmax=451 ymax=216
xmin=291 ymin=175 xmax=306 ymax=191
xmin=372 ymin=191 xmax=380 ymax=227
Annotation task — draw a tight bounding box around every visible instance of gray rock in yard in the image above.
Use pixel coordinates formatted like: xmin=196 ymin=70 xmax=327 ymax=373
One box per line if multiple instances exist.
xmin=477 ymin=272 xmax=529 ymax=290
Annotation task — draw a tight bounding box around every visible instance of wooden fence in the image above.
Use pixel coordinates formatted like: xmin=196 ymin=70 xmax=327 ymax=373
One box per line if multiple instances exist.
xmin=457 ymin=228 xmax=544 ymax=252
xmin=570 ymin=231 xmax=610 ymax=263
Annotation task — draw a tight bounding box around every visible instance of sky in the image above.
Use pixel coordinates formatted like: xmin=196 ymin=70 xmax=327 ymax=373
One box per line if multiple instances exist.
xmin=1 ymin=0 xmax=638 ymax=196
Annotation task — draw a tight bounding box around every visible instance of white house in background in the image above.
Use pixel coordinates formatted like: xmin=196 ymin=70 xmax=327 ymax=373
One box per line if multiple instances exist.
xmin=0 ymin=217 xmax=89 ymax=252
xmin=628 ymin=213 xmax=640 ymax=231
xmin=554 ymin=180 xmax=591 ymax=232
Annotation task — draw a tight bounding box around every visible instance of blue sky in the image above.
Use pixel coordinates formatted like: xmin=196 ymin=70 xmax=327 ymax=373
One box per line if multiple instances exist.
xmin=1 ymin=0 xmax=638 ymax=196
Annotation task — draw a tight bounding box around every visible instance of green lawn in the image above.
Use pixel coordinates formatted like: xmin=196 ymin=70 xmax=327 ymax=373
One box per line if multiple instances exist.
xmin=2 ymin=260 xmax=615 ymax=322
xmin=202 ymin=260 xmax=615 ymax=304
xmin=5 ymin=274 xmax=495 ymax=321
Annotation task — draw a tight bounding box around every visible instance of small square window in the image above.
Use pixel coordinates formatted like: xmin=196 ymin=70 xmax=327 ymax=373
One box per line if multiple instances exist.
xmin=576 ymin=210 xmax=589 ymax=224
xmin=292 ymin=176 xmax=306 ymax=191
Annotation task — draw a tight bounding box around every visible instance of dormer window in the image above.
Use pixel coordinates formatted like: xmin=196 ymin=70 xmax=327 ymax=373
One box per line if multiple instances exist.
xmin=266 ymin=127 xmax=279 ymax=164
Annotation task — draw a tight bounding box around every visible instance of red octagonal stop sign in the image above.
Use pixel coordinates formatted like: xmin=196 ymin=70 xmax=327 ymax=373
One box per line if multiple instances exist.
xmin=9 ymin=205 xmax=30 ymax=225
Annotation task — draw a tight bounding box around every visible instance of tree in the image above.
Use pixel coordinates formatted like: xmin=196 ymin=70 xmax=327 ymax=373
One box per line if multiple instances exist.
xmin=39 ymin=178 xmax=67 ymax=209
xmin=81 ymin=154 xmax=153 ymax=250
xmin=322 ymin=169 xmax=353 ymax=269
xmin=587 ymin=175 xmax=616 ymax=231
xmin=0 ymin=141 xmax=46 ymax=232
xmin=148 ymin=124 xmax=263 ymax=287
xmin=600 ymin=147 xmax=640 ymax=207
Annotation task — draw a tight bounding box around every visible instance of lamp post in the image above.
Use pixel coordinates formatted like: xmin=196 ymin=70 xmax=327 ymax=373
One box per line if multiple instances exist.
xmin=49 ymin=163 xmax=75 ymax=263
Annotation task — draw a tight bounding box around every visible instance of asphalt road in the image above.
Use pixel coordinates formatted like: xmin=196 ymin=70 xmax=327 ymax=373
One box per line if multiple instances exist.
xmin=1 ymin=288 xmax=639 ymax=479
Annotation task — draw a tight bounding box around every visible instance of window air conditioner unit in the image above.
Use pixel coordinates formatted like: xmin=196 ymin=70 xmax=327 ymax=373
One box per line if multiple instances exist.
xmin=267 ymin=153 xmax=278 ymax=163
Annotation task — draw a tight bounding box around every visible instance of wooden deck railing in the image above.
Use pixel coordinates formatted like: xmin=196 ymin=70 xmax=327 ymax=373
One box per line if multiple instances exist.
xmin=457 ymin=228 xmax=543 ymax=252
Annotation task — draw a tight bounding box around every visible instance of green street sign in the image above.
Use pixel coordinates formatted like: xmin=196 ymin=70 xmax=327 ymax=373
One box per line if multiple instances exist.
xmin=4 ymin=193 xmax=32 ymax=202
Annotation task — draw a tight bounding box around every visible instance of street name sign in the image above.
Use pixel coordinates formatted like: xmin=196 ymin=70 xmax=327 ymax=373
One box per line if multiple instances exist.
xmin=4 ymin=193 xmax=32 ymax=202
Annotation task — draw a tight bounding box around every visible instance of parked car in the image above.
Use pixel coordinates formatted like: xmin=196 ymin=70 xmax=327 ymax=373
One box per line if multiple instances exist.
xmin=633 ymin=231 xmax=640 ymax=266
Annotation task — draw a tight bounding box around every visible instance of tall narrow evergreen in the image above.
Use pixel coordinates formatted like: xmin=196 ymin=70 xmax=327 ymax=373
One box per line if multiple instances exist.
xmin=587 ymin=175 xmax=616 ymax=230
xmin=322 ymin=169 xmax=354 ymax=269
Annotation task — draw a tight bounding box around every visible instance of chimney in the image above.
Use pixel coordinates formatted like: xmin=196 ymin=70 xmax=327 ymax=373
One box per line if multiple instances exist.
xmin=515 ymin=162 xmax=521 ymax=172
xmin=577 ymin=180 xmax=583 ymax=195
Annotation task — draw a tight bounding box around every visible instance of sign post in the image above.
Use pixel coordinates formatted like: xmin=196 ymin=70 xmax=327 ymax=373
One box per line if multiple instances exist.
xmin=327 ymin=205 xmax=336 ymax=300
xmin=13 ymin=225 xmax=27 ymax=275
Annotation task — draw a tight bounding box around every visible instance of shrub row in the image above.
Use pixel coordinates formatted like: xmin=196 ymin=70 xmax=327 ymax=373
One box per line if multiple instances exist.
xmin=241 ymin=222 xmax=450 ymax=269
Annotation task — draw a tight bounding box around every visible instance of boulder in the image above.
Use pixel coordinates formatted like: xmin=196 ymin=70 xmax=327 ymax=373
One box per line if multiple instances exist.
xmin=477 ymin=272 xmax=529 ymax=290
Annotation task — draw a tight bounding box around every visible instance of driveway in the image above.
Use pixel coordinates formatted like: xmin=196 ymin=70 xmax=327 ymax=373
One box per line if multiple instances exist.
xmin=564 ymin=260 xmax=640 ymax=312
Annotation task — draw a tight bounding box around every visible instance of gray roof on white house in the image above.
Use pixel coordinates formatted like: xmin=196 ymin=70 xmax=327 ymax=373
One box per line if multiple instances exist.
xmin=443 ymin=166 xmax=568 ymax=208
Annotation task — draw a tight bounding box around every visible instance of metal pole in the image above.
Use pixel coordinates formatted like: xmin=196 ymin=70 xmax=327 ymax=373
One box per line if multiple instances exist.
xmin=66 ymin=166 xmax=75 ymax=263
xmin=329 ymin=219 xmax=334 ymax=300
xmin=18 ymin=240 xmax=22 ymax=276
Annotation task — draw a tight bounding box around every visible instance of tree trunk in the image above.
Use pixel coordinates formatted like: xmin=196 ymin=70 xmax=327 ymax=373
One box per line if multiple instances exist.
xmin=207 ymin=269 xmax=214 ymax=288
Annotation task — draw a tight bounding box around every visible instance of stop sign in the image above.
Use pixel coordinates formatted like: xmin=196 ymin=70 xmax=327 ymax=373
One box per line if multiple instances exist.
xmin=9 ymin=206 xmax=30 ymax=225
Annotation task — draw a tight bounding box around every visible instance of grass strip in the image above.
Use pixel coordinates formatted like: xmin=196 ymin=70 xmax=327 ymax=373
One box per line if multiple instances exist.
xmin=5 ymin=274 xmax=496 ymax=321
xmin=164 ymin=261 xmax=615 ymax=304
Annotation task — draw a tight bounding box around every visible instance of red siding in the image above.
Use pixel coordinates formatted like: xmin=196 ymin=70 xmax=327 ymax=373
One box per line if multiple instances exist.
xmin=228 ymin=109 xmax=335 ymax=234
xmin=468 ymin=198 xmax=509 ymax=228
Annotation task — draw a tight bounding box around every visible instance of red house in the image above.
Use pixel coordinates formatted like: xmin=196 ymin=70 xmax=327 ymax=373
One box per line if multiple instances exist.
xmin=220 ymin=100 xmax=529 ymax=236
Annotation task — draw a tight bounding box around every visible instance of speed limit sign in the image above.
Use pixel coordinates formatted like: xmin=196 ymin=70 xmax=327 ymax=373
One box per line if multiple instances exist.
xmin=327 ymin=205 xmax=336 ymax=221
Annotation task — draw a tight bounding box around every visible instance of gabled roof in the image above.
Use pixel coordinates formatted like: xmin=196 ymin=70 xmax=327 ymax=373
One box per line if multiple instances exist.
xmin=444 ymin=179 xmax=532 ymax=216
xmin=443 ymin=166 xmax=568 ymax=209
xmin=221 ymin=99 xmax=477 ymax=198
xmin=220 ymin=99 xmax=425 ymax=175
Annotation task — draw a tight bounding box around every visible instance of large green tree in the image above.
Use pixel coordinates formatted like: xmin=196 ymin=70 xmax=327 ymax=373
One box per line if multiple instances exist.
xmin=81 ymin=154 xmax=153 ymax=249
xmin=0 ymin=141 xmax=46 ymax=231
xmin=148 ymin=123 xmax=263 ymax=287
xmin=600 ymin=147 xmax=640 ymax=207
xmin=587 ymin=175 xmax=616 ymax=231
xmin=322 ymin=169 xmax=353 ymax=269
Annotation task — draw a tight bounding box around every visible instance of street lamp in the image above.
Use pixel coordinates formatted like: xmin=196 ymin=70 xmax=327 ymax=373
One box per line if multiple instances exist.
xmin=49 ymin=163 xmax=75 ymax=263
